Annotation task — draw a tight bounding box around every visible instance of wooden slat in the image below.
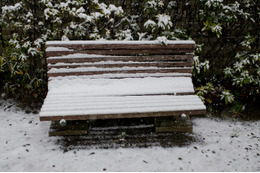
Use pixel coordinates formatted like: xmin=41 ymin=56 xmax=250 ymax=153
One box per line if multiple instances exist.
xmin=40 ymin=109 xmax=206 ymax=121
xmin=43 ymin=94 xmax=198 ymax=105
xmin=155 ymin=116 xmax=193 ymax=133
xmin=47 ymin=68 xmax=193 ymax=77
xmin=46 ymin=55 xmax=193 ymax=64
xmin=45 ymin=92 xmax=195 ymax=102
xmin=46 ymin=48 xmax=194 ymax=57
xmin=41 ymin=100 xmax=203 ymax=112
xmin=47 ymin=61 xmax=193 ymax=70
xmin=49 ymin=121 xmax=89 ymax=136
xmin=48 ymin=73 xmax=192 ymax=80
xmin=46 ymin=43 xmax=195 ymax=50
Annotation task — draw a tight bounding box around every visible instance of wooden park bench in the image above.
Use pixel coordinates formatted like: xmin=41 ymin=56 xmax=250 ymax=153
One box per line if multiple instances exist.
xmin=39 ymin=40 xmax=206 ymax=136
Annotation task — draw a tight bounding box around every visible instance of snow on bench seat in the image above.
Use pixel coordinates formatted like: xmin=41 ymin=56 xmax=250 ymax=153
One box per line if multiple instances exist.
xmin=47 ymin=77 xmax=195 ymax=96
xmin=40 ymin=40 xmax=206 ymax=122
xmin=40 ymin=95 xmax=205 ymax=121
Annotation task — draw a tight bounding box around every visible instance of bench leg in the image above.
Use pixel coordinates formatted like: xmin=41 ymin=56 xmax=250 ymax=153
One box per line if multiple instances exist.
xmin=154 ymin=115 xmax=193 ymax=133
xmin=49 ymin=120 xmax=89 ymax=136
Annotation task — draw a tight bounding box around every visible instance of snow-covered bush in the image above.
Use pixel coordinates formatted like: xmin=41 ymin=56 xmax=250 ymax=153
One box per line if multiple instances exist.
xmin=193 ymin=0 xmax=260 ymax=113
xmin=224 ymin=52 xmax=260 ymax=96
xmin=0 ymin=1 xmax=47 ymax=101
xmin=220 ymin=90 xmax=235 ymax=105
xmin=0 ymin=0 xmax=125 ymax=101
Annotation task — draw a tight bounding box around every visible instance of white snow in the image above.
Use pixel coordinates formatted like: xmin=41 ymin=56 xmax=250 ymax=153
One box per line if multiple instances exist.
xmin=46 ymin=40 xmax=195 ymax=45
xmin=144 ymin=19 xmax=156 ymax=28
xmin=47 ymin=77 xmax=194 ymax=95
xmin=39 ymin=77 xmax=203 ymax=118
xmin=46 ymin=47 xmax=74 ymax=52
xmin=48 ymin=72 xmax=192 ymax=79
xmin=108 ymin=4 xmax=123 ymax=15
xmin=49 ymin=61 xmax=162 ymax=67
xmin=40 ymin=95 xmax=205 ymax=117
xmin=47 ymin=53 xmax=112 ymax=59
xmin=48 ymin=66 xmax=192 ymax=74
xmin=48 ymin=61 xmax=191 ymax=70
xmin=2 ymin=3 xmax=22 ymax=14
xmin=0 ymin=103 xmax=259 ymax=171
xmin=156 ymin=14 xmax=173 ymax=29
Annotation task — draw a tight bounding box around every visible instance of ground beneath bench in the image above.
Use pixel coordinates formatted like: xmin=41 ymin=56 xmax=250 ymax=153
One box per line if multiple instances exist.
xmin=0 ymin=101 xmax=259 ymax=171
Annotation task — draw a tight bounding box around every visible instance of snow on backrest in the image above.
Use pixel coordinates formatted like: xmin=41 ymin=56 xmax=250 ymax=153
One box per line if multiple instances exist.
xmin=45 ymin=40 xmax=195 ymax=78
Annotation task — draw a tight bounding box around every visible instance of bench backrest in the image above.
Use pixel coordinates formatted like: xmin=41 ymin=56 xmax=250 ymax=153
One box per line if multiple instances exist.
xmin=46 ymin=40 xmax=195 ymax=79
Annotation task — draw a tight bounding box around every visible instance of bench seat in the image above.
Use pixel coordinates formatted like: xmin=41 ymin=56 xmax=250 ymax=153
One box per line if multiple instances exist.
xmin=40 ymin=95 xmax=205 ymax=121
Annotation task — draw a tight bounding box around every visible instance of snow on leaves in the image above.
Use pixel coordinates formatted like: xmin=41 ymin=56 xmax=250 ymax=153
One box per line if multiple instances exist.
xmin=156 ymin=14 xmax=173 ymax=30
xmin=1 ymin=0 xmax=259 ymax=104
xmin=220 ymin=90 xmax=234 ymax=104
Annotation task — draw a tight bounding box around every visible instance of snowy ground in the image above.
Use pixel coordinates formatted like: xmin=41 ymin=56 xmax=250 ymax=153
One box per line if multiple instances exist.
xmin=0 ymin=102 xmax=259 ymax=171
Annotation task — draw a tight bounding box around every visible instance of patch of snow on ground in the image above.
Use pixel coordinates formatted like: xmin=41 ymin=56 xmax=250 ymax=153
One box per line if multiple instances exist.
xmin=0 ymin=103 xmax=259 ymax=171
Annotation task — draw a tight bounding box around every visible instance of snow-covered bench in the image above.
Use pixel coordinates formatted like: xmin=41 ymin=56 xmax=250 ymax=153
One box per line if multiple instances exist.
xmin=39 ymin=40 xmax=206 ymax=135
